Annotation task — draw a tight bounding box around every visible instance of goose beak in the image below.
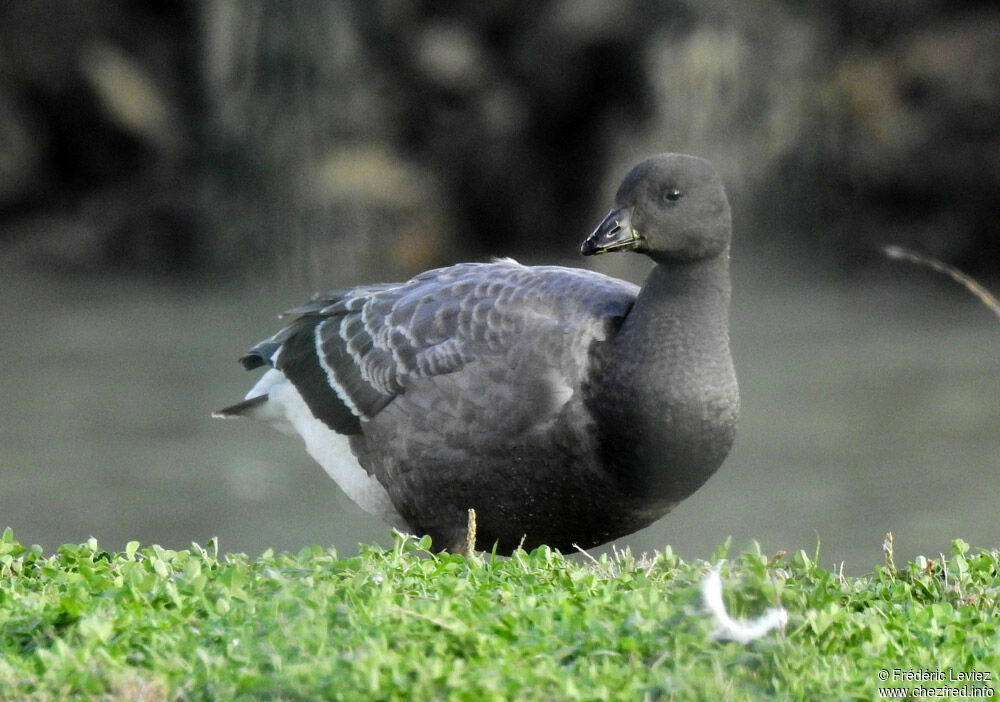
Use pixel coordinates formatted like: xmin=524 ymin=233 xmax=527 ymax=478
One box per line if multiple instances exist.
xmin=581 ymin=207 xmax=641 ymax=256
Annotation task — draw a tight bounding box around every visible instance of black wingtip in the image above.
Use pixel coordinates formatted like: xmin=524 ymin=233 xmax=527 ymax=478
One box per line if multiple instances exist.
xmin=240 ymin=338 xmax=284 ymax=370
xmin=240 ymin=353 xmax=267 ymax=371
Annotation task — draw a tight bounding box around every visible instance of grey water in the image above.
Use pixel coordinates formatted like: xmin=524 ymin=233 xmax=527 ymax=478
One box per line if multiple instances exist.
xmin=1 ymin=259 xmax=997 ymax=573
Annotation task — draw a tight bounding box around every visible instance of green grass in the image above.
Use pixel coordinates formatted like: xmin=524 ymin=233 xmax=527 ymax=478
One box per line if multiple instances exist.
xmin=1 ymin=527 xmax=998 ymax=701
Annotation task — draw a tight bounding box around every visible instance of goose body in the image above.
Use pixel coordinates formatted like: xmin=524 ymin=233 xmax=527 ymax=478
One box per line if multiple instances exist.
xmin=217 ymin=153 xmax=739 ymax=553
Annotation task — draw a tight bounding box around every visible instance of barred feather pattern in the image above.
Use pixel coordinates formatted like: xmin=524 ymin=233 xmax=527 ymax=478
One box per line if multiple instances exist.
xmin=245 ymin=260 xmax=638 ymax=428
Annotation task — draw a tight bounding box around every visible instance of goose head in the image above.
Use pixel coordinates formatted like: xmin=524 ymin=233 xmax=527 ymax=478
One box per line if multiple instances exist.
xmin=581 ymin=153 xmax=731 ymax=264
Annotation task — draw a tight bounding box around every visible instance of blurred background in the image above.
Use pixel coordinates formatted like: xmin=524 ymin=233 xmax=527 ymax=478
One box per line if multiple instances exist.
xmin=1 ymin=0 xmax=997 ymax=572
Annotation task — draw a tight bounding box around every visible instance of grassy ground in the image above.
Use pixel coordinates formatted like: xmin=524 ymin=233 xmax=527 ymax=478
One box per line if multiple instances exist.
xmin=1 ymin=527 xmax=998 ymax=700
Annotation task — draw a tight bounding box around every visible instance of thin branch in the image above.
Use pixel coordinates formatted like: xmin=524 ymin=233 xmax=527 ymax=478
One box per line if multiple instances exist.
xmin=882 ymin=245 xmax=1000 ymax=320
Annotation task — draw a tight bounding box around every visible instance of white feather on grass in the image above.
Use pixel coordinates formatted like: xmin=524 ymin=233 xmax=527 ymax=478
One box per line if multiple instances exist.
xmin=701 ymin=564 xmax=787 ymax=644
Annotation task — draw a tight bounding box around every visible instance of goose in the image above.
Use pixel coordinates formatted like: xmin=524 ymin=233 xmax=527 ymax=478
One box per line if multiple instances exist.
xmin=215 ymin=153 xmax=738 ymax=554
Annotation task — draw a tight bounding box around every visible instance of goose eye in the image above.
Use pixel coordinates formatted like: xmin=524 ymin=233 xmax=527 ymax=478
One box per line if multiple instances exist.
xmin=664 ymin=188 xmax=682 ymax=202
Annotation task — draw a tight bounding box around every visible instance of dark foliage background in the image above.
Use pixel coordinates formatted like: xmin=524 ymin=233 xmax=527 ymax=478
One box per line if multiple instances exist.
xmin=2 ymin=0 xmax=997 ymax=282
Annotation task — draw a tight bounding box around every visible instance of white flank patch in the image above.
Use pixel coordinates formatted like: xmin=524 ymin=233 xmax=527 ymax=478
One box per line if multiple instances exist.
xmin=543 ymin=368 xmax=574 ymax=410
xmin=701 ymin=565 xmax=787 ymax=644
xmin=242 ymin=368 xmax=407 ymax=528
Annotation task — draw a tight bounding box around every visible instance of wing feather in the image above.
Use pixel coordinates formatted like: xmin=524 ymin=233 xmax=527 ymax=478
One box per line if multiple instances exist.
xmin=238 ymin=260 xmax=638 ymax=431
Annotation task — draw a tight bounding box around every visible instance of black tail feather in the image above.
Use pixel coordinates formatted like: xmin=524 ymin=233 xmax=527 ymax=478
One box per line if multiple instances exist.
xmin=212 ymin=394 xmax=268 ymax=418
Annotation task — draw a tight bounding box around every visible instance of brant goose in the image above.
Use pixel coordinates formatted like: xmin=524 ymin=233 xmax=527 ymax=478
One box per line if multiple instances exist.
xmin=216 ymin=153 xmax=738 ymax=553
